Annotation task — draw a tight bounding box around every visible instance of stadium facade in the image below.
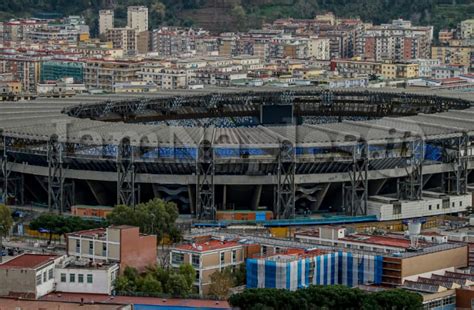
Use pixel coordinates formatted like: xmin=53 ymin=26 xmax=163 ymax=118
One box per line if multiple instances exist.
xmin=0 ymin=87 xmax=473 ymax=221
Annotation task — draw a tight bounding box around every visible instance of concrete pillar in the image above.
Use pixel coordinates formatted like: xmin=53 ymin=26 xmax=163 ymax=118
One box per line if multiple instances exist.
xmin=222 ymin=185 xmax=227 ymax=210
xmin=252 ymin=185 xmax=263 ymax=210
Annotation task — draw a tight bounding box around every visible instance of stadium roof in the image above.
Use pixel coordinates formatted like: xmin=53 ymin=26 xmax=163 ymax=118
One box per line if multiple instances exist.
xmin=0 ymin=88 xmax=472 ymax=148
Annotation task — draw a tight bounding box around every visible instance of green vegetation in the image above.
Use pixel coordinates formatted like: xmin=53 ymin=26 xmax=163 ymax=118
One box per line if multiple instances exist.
xmin=228 ymin=286 xmax=423 ymax=310
xmin=114 ymin=264 xmax=196 ymax=297
xmin=0 ymin=0 xmax=472 ymax=34
xmin=107 ymin=198 xmax=182 ymax=245
xmin=29 ymin=213 xmax=105 ymax=244
xmin=208 ymin=265 xmax=246 ymax=299
xmin=0 ymin=205 xmax=13 ymax=263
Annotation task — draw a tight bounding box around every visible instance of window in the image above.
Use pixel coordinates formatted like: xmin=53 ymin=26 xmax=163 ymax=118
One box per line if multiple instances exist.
xmin=195 ymin=270 xmax=200 ymax=281
xmin=87 ymin=274 xmax=93 ymax=284
xmin=452 ymin=202 xmax=455 ymax=208
xmin=232 ymin=250 xmax=237 ymax=263
xmin=102 ymin=243 xmax=107 ymax=257
xmin=75 ymin=240 xmax=80 ymax=253
xmin=220 ymin=252 xmax=225 ymax=264
xmin=43 ymin=272 xmax=47 ymax=283
xmin=78 ymin=274 xmax=84 ymax=283
xmin=172 ymin=253 xmax=184 ymax=265
xmin=36 ymin=274 xmax=42 ymax=285
xmin=70 ymin=273 xmax=76 ymax=283
xmin=61 ymin=273 xmax=66 ymax=283
xmin=460 ymin=201 xmax=463 ymax=207
xmin=393 ymin=205 xmax=402 ymax=215
xmin=191 ymin=254 xmax=200 ymax=268
xmin=88 ymin=241 xmax=93 ymax=255
xmin=48 ymin=269 xmax=53 ymax=280
xmin=428 ymin=205 xmax=432 ymax=211
xmin=262 ymin=245 xmax=267 ymax=255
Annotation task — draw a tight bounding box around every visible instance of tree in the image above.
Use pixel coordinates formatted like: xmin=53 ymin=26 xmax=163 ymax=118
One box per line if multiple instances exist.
xmin=208 ymin=268 xmax=235 ymax=299
xmin=0 ymin=205 xmax=13 ymax=263
xmin=114 ymin=264 xmax=195 ymax=297
xmin=114 ymin=275 xmax=134 ymax=292
xmin=29 ymin=213 xmax=62 ymax=244
xmin=362 ymin=289 xmax=423 ymax=310
xmin=139 ymin=274 xmax=163 ymax=294
xmin=107 ymin=198 xmax=181 ymax=246
xmin=166 ymin=273 xmax=191 ymax=297
xmin=228 ymin=286 xmax=423 ymax=310
xmin=178 ymin=263 xmax=195 ymax=289
xmin=233 ymin=263 xmax=246 ymax=286
xmin=29 ymin=213 xmax=105 ymax=244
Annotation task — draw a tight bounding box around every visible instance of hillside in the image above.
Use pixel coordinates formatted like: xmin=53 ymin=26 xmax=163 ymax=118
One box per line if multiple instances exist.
xmin=0 ymin=0 xmax=473 ymax=34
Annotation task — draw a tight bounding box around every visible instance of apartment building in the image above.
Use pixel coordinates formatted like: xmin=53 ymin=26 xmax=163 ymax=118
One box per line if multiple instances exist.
xmin=106 ymin=28 xmax=137 ymax=55
xmin=106 ymin=27 xmax=148 ymax=55
xmin=150 ymin=27 xmax=208 ymax=57
xmin=127 ymin=6 xmax=148 ymax=32
xmin=83 ymin=58 xmax=142 ymax=92
xmin=66 ymin=225 xmax=156 ymax=272
xmin=170 ymin=238 xmax=256 ymax=295
xmin=407 ymin=59 xmax=440 ymax=77
xmin=330 ymin=59 xmax=381 ymax=76
xmin=308 ymin=37 xmax=331 ymax=60
xmin=40 ymin=60 xmax=84 ymax=83
xmin=99 ymin=10 xmax=114 ymax=36
xmin=364 ymin=19 xmax=433 ymax=61
xmin=0 ymin=55 xmax=44 ymax=92
xmin=2 ymin=19 xmax=48 ymax=42
xmin=460 ymin=19 xmax=474 ymax=40
xmin=139 ymin=65 xmax=189 ymax=90
xmin=431 ymin=45 xmax=473 ymax=68
xmin=0 ymin=254 xmax=64 ymax=299
xmin=380 ymin=63 xmax=419 ymax=79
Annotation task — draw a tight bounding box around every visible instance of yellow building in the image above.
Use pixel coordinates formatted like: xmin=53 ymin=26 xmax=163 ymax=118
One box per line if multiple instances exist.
xmin=431 ymin=46 xmax=473 ymax=67
xmin=79 ymin=33 xmax=90 ymax=42
xmin=0 ymin=81 xmax=22 ymax=94
xmin=381 ymin=63 xmax=419 ymax=79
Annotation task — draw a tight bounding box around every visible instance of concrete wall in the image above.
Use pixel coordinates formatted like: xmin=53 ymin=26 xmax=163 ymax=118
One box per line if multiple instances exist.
xmin=0 ymin=269 xmax=36 ymax=297
xmin=120 ymin=227 xmax=157 ymax=272
xmin=401 ymin=246 xmax=468 ymax=279
xmin=368 ymin=194 xmax=472 ymax=221
xmin=55 ymin=265 xmax=119 ymax=294
xmin=0 ymin=263 xmax=56 ymax=299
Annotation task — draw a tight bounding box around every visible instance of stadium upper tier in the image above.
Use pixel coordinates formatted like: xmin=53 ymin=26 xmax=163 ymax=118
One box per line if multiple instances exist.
xmin=0 ymin=88 xmax=473 ymax=160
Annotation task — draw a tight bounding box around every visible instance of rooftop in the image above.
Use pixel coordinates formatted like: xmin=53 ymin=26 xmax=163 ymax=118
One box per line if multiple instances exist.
xmin=67 ymin=228 xmax=106 ymax=238
xmin=0 ymin=254 xmax=59 ymax=269
xmin=174 ymin=239 xmax=241 ymax=252
xmin=0 ymin=297 xmax=128 ymax=310
xmin=341 ymin=234 xmax=414 ymax=249
xmin=41 ymin=292 xmax=230 ymax=309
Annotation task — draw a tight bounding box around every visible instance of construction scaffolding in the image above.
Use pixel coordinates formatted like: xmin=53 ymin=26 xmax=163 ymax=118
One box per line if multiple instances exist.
xmin=117 ymin=138 xmax=137 ymax=208
xmin=343 ymin=142 xmax=368 ymax=216
xmin=196 ymin=139 xmax=215 ymax=220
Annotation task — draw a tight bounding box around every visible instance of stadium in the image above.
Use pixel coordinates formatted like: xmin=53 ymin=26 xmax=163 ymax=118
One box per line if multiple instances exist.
xmin=0 ymin=87 xmax=473 ymax=222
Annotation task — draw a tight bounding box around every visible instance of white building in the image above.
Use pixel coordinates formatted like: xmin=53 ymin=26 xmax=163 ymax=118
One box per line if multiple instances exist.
xmin=367 ymin=192 xmax=472 ymax=221
xmin=431 ymin=66 xmax=465 ymax=79
xmin=0 ymin=254 xmax=65 ymax=299
xmin=127 ymin=6 xmax=148 ymax=32
xmin=99 ymin=10 xmax=114 ymax=35
xmin=407 ymin=59 xmax=441 ymax=77
xmin=37 ymin=78 xmax=86 ymax=95
xmin=54 ymin=257 xmax=119 ymax=295
xmin=308 ymin=37 xmax=331 ymax=60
